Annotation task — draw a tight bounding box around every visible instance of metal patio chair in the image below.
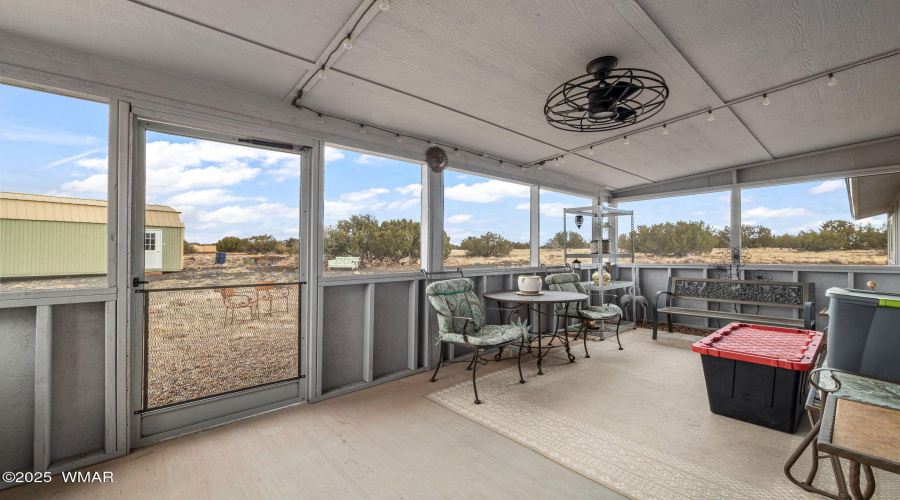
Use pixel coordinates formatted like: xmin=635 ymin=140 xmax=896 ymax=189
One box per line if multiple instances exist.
xmin=255 ymin=280 xmax=290 ymax=314
xmin=545 ymin=272 xmax=623 ymax=357
xmin=217 ymin=287 xmax=259 ymax=326
xmin=425 ymin=277 xmax=529 ymax=404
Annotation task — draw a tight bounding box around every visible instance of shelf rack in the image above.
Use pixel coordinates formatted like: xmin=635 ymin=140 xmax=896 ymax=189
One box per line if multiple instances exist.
xmin=562 ymin=203 xmax=638 ymax=335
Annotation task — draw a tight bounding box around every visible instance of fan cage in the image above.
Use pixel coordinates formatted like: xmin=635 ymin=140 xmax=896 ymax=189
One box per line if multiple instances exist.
xmin=544 ymin=68 xmax=669 ymax=132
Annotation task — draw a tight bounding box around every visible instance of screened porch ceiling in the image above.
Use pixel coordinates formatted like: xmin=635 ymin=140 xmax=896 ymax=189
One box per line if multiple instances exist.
xmin=2 ymin=0 xmax=899 ymax=192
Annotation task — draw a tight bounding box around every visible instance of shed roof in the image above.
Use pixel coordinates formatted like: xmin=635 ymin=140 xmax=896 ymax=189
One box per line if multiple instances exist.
xmin=846 ymin=174 xmax=900 ymax=220
xmin=0 ymin=192 xmax=184 ymax=228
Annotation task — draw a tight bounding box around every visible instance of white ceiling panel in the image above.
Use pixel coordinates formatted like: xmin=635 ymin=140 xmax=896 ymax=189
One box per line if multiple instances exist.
xmin=0 ymin=0 xmax=311 ymax=100
xmin=583 ymin=108 xmax=771 ymax=184
xmin=136 ymin=0 xmax=360 ymax=63
xmin=637 ymin=0 xmax=900 ymax=100
xmin=302 ymin=73 xmax=558 ymax=164
xmin=730 ymin=56 xmax=900 ymax=158
xmin=329 ymin=0 xmax=722 ymax=152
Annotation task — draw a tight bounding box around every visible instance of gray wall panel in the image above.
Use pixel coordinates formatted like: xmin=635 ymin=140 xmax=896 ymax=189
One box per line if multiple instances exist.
xmin=50 ymin=302 xmax=105 ymax=462
xmin=798 ymin=271 xmax=847 ymax=331
xmin=373 ymin=281 xmax=410 ymax=378
xmin=321 ymin=285 xmax=365 ymax=391
xmin=0 ymin=307 xmax=36 ymax=473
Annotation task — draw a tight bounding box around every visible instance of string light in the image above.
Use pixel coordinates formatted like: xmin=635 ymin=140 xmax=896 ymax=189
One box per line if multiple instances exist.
xmin=707 ymin=110 xmax=715 ymax=121
xmin=454 ymin=148 xmax=460 ymax=156
xmin=396 ymin=134 xmax=403 ymax=143
xmin=380 ymin=0 xmax=390 ymax=11
xmin=342 ymin=37 xmax=353 ymax=50
xmin=623 ymin=136 xmax=629 ymax=145
xmin=317 ymin=68 xmax=327 ymax=79
xmin=554 ymin=157 xmax=560 ymax=167
xmin=588 ymin=146 xmax=594 ymax=155
xmin=316 ymin=113 xmax=324 ymax=124
xmin=762 ymin=93 xmax=770 ymax=106
xmin=828 ymin=73 xmax=837 ymax=86
xmin=499 ymin=161 xmax=505 ymax=168
xmin=559 ymin=155 xmax=565 ymax=164
xmin=662 ymin=124 xmax=668 ymax=135
xmin=360 ymin=124 xmax=367 ymax=133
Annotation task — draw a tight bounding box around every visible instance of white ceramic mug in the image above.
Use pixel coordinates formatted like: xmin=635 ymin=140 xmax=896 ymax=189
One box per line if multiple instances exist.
xmin=517 ymin=275 xmax=542 ymax=294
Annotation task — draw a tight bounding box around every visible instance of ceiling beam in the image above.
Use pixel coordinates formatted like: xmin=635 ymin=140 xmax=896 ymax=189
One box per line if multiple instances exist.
xmin=610 ymin=135 xmax=900 ymax=202
xmin=283 ymin=0 xmax=383 ymax=103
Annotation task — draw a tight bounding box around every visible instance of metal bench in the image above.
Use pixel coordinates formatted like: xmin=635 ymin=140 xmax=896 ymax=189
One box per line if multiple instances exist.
xmin=652 ymin=277 xmax=815 ymax=339
xmin=327 ymin=256 xmax=361 ymax=270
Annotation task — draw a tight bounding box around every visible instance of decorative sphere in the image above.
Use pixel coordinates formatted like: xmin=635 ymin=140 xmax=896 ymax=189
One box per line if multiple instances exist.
xmin=867 ymin=281 xmax=877 ymax=289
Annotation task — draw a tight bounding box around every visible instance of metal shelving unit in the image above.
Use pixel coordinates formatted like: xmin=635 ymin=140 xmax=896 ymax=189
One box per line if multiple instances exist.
xmin=563 ymin=204 xmax=638 ymax=335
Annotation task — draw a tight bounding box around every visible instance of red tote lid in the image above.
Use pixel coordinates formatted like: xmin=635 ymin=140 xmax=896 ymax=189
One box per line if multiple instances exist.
xmin=692 ymin=323 xmax=824 ymax=371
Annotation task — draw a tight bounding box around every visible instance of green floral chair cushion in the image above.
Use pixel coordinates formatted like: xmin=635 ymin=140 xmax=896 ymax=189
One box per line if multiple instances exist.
xmin=441 ymin=323 xmax=529 ymax=346
xmin=545 ymin=272 xmax=589 ymax=312
xmin=580 ymin=304 xmax=623 ymax=320
xmin=546 ymin=272 xmax=622 ymax=320
xmin=426 ymin=278 xmax=485 ymax=335
xmin=425 ymin=278 xmax=529 ymax=345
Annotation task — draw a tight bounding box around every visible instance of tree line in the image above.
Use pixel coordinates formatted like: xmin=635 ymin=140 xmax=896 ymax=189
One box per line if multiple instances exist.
xmin=206 ymin=217 xmax=886 ymax=263
xmin=618 ymin=220 xmax=886 ymax=257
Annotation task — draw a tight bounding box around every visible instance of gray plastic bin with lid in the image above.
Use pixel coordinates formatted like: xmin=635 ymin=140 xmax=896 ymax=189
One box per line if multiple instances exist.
xmin=825 ymin=287 xmax=900 ymax=382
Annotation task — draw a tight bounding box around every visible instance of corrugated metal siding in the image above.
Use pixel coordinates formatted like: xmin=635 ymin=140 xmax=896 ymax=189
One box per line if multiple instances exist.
xmin=0 ymin=220 xmax=106 ymax=277
xmin=1 ymin=192 xmax=183 ymax=228
xmin=156 ymin=226 xmax=184 ymax=272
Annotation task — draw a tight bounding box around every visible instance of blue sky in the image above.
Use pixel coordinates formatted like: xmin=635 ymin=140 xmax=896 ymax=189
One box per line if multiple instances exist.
xmin=618 ymin=182 xmax=885 ymax=235
xmin=1 ymin=83 xmax=884 ymax=246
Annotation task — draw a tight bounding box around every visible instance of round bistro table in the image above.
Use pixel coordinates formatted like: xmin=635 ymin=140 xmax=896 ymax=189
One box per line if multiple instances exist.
xmin=483 ymin=289 xmax=588 ymax=375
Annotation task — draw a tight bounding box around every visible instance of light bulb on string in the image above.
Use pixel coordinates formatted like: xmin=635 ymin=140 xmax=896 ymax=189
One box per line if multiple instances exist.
xmin=454 ymin=148 xmax=460 ymax=156
xmin=316 ymin=113 xmax=324 ymax=124
xmin=828 ymin=73 xmax=837 ymax=86
xmin=317 ymin=68 xmax=327 ymax=79
xmin=380 ymin=0 xmax=390 ymax=11
xmin=662 ymin=124 xmax=668 ymax=135
xmin=559 ymin=155 xmax=566 ymax=164
xmin=588 ymin=146 xmax=594 ymax=155
xmin=396 ymin=134 xmax=403 ymax=143
xmin=762 ymin=93 xmax=770 ymax=106
xmin=623 ymin=136 xmax=629 ymax=145
xmin=343 ymin=37 xmax=353 ymax=49
xmin=360 ymin=124 xmax=367 ymax=134
xmin=707 ymin=110 xmax=715 ymax=121
xmin=554 ymin=157 xmax=560 ymax=167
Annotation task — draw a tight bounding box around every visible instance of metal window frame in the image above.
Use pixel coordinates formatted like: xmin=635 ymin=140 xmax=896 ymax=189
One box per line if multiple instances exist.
xmin=128 ymin=118 xmax=311 ymax=447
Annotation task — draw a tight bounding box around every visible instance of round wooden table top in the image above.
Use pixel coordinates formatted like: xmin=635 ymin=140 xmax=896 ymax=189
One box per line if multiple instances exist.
xmin=483 ymin=289 xmax=587 ymax=304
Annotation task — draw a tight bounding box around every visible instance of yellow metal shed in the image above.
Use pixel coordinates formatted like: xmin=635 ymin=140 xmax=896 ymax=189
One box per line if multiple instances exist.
xmin=0 ymin=192 xmax=184 ymax=278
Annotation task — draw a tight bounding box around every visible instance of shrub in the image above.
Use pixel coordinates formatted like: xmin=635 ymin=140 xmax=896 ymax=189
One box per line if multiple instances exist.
xmin=622 ymin=220 xmax=719 ymax=256
xmin=542 ymin=231 xmax=588 ymax=249
xmin=459 ymin=232 xmax=513 ymax=257
xmin=183 ymin=240 xmax=198 ymax=254
xmin=246 ymin=234 xmax=287 ymax=254
xmin=216 ymin=236 xmax=249 ymax=252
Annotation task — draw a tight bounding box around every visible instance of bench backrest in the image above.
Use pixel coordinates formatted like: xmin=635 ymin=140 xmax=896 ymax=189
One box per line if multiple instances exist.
xmin=668 ymin=277 xmax=813 ymax=309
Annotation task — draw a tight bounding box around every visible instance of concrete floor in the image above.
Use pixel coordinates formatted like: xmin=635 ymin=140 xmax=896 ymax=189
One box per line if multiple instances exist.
xmin=2 ymin=356 xmax=624 ymax=499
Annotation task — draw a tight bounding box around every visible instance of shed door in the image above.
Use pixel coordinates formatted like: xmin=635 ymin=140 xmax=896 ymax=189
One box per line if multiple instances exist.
xmin=144 ymin=230 xmax=163 ymax=270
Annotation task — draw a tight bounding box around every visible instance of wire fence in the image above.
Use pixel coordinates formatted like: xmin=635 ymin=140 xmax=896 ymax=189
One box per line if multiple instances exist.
xmin=140 ymin=282 xmax=301 ymax=411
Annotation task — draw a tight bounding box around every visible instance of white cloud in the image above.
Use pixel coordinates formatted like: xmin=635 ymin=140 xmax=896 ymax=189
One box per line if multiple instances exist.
xmin=36 ymin=148 xmax=106 ymax=171
xmin=395 ymin=184 xmax=422 ymax=197
xmin=52 ymin=174 xmax=108 ymax=196
xmin=445 ymin=179 xmax=529 ymax=203
xmin=165 ymin=189 xmax=265 ymax=206
xmin=785 ymin=220 xmax=826 ymax=233
xmin=324 ymin=147 xmax=345 ymax=163
xmin=324 ymin=188 xmax=390 ymax=219
xmin=196 ymin=203 xmax=299 ymax=225
xmin=76 ymin=157 xmax=109 ymax=170
xmin=718 ymin=195 xmax=730 ymax=202
xmin=691 ymin=211 xmax=706 ymax=216
xmin=856 ymin=216 xmax=885 ymax=227
xmin=0 ymin=126 xmax=102 ymax=146
xmin=283 ymin=227 xmax=300 ymax=235
xmin=357 ymin=154 xmax=386 ymax=165
xmin=809 ymin=180 xmax=844 ymax=195
xmin=143 ymin=140 xmax=297 ymax=197
xmin=446 ymin=214 xmax=473 ymax=224
xmin=743 ymin=206 xmax=814 ymax=219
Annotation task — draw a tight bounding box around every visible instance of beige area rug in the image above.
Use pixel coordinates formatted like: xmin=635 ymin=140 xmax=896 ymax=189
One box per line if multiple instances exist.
xmin=427 ymin=330 xmax=899 ymax=499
